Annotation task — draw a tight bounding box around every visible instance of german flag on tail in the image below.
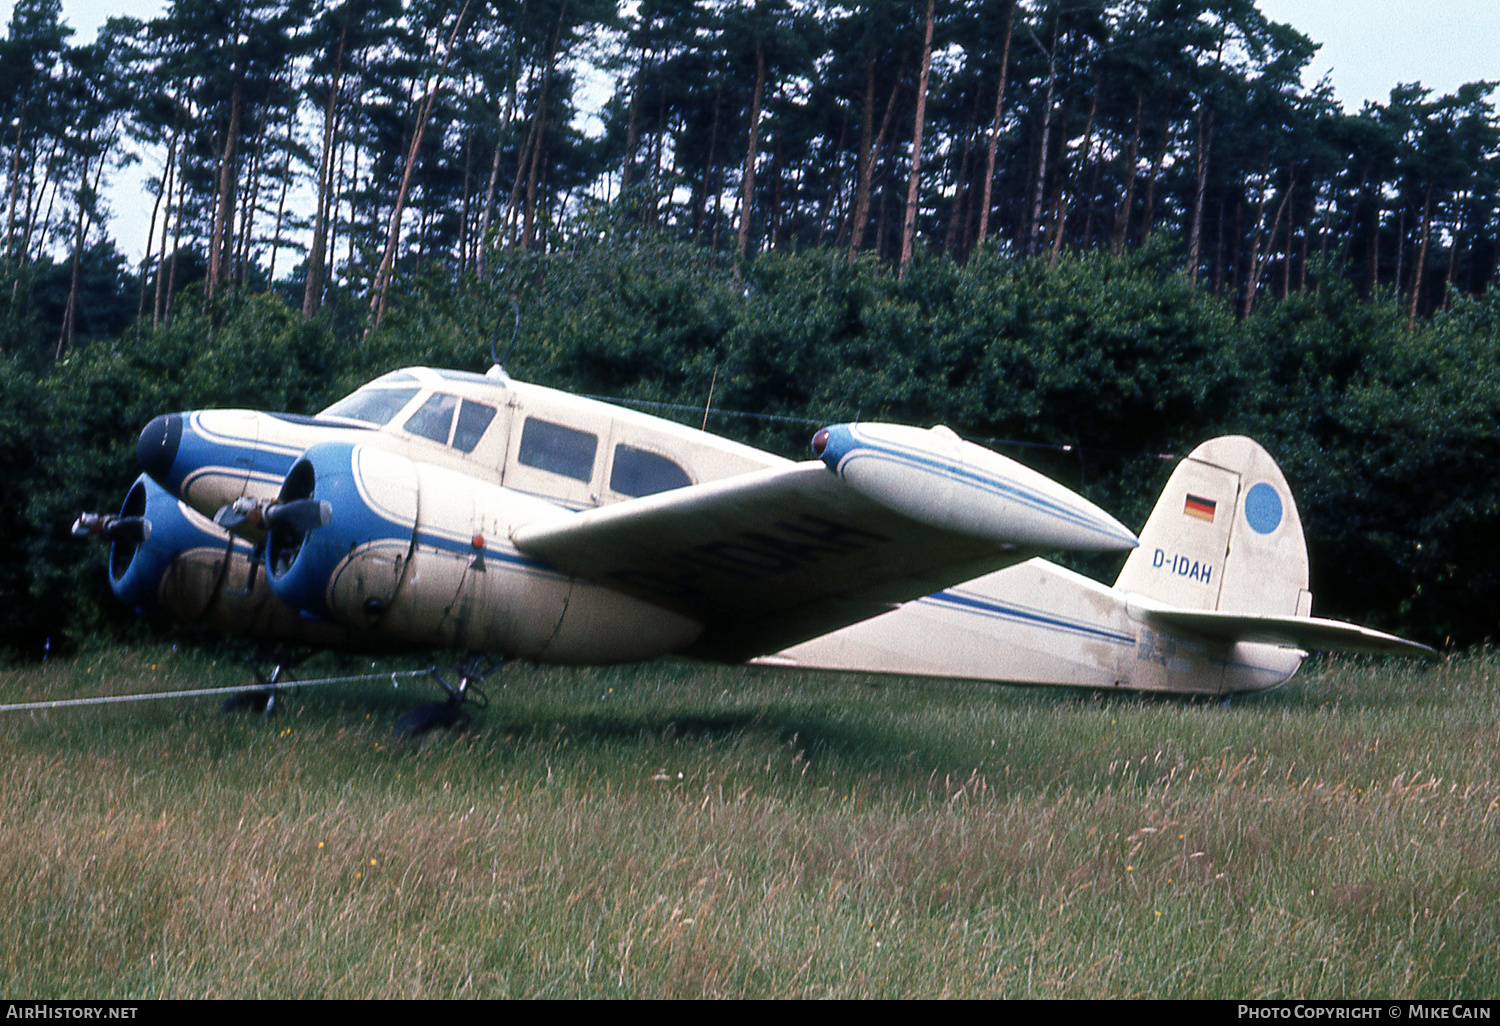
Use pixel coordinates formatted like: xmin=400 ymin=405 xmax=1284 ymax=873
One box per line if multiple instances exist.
xmin=1184 ymin=494 xmax=1217 ymax=522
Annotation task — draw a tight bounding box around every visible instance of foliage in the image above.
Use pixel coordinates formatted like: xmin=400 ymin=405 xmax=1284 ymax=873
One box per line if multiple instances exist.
xmin=6 ymin=0 xmax=1500 ymax=356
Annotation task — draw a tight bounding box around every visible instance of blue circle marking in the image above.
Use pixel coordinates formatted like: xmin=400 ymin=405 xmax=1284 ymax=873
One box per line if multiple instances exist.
xmin=1244 ymin=482 xmax=1283 ymax=535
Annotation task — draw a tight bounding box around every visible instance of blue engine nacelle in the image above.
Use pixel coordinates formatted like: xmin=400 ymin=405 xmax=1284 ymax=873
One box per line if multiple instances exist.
xmin=104 ymin=473 xmax=357 ymax=648
xmin=109 ymin=473 xmax=238 ymax=618
xmin=266 ymin=442 xmax=419 ymax=625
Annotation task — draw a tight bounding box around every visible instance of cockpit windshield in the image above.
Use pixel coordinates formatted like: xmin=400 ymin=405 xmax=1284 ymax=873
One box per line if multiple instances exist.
xmin=320 ymin=387 xmax=421 ymax=426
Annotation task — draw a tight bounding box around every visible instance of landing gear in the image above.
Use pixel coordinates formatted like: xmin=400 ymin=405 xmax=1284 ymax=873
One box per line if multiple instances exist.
xmin=394 ymin=655 xmax=499 ymax=739
xmin=222 ymin=647 xmax=311 ymax=719
xmin=215 ymin=649 xmax=500 ymax=736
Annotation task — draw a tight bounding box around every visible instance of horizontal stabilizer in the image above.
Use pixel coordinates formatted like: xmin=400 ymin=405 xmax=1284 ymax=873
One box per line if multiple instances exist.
xmin=1143 ymin=607 xmax=1439 ymax=659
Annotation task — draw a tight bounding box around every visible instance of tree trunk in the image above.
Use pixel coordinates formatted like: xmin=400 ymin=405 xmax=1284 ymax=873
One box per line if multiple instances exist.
xmin=267 ymin=98 xmax=298 ymax=285
xmin=1243 ymin=165 xmax=1291 ymax=319
xmin=503 ymin=68 xmax=543 ymax=244
xmin=152 ymin=126 xmax=180 ymax=328
xmin=1394 ymin=208 xmax=1406 ymax=297
xmin=817 ymin=109 xmax=846 ymax=247
xmin=1187 ymin=107 xmax=1212 ymax=285
xmin=1050 ymin=90 xmax=1096 ymax=268
xmin=975 ymin=3 xmax=1015 ymax=249
xmin=3 ymin=113 xmax=25 ymax=268
xmin=207 ymin=77 xmax=243 ymax=298
xmin=477 ymin=12 xmax=526 ymax=274
xmin=1109 ymin=92 xmax=1143 ymax=256
xmin=522 ymin=12 xmax=565 ymax=250
xmin=57 ymin=161 xmax=91 ymax=358
xmin=944 ymin=87 xmax=982 ymax=258
xmin=137 ymin=129 xmax=175 ymax=325
xmin=737 ymin=41 xmax=766 ymax=260
xmin=768 ymin=108 xmax=785 ymax=249
xmin=848 ymin=51 xmax=905 ymax=257
xmin=57 ymin=135 xmax=109 ymax=359
xmin=620 ymin=45 xmax=647 ymax=193
xmin=693 ymin=82 xmax=722 ymax=243
xmin=898 ymin=0 xmax=936 ymax=278
xmin=475 ymin=129 xmax=505 ymax=275
xmin=1407 ymin=182 xmax=1433 ymax=330
xmin=1139 ymin=118 xmax=1172 ymax=245
xmin=847 ymin=54 xmax=876 ymax=256
xmin=164 ymin=162 xmax=186 ymax=323
xmin=1281 ymin=186 xmax=1295 ymax=298
xmin=303 ymin=20 xmax=347 ymax=319
xmin=1026 ymin=8 xmax=1062 ymax=256
xmin=369 ymin=0 xmax=474 ymax=329
xmin=235 ymin=122 xmax=267 ymax=285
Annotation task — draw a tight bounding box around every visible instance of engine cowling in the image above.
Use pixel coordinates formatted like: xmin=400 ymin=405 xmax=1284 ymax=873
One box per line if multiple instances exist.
xmin=266 ymin=442 xmax=419 ymax=625
xmin=104 ymin=474 xmax=352 ymax=648
xmin=109 ymin=474 xmax=233 ymax=618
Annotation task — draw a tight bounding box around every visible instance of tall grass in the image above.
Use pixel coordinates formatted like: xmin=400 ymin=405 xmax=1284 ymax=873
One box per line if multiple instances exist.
xmin=0 ymin=646 xmax=1495 ymax=997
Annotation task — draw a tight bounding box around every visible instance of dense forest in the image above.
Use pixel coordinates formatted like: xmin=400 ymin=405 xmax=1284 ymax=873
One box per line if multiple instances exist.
xmin=2 ymin=0 xmax=1500 ymax=657
xmin=4 ymin=0 xmax=1498 ymax=347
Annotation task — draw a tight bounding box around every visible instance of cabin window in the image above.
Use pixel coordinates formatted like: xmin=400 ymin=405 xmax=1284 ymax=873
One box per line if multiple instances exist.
xmin=321 ymin=387 xmax=420 ymax=426
xmin=403 ymin=392 xmax=458 ymax=443
xmin=517 ymin=417 xmax=597 ymax=482
xmin=452 ymin=400 xmax=497 ymax=453
xmin=610 ymin=445 xmax=692 ymax=497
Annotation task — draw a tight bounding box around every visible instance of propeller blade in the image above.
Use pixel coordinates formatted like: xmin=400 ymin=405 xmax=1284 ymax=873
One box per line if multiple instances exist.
xmin=265 ymin=498 xmax=332 ymax=533
xmin=72 ymin=513 xmax=151 ymax=544
xmin=109 ymin=516 xmax=152 ymax=544
xmin=214 ymin=496 xmax=262 ymax=531
xmin=213 ymin=505 xmax=251 ymax=530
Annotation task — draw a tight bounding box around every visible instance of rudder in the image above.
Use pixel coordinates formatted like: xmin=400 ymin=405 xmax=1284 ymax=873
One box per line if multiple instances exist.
xmin=1114 ymin=436 xmax=1310 ymax=617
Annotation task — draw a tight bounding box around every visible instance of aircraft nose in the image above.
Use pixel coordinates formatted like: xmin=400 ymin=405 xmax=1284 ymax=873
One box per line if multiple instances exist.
xmin=137 ymin=413 xmax=183 ymax=483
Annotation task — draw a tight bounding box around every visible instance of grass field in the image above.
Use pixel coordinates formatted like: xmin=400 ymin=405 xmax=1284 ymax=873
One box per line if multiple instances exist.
xmin=0 ymin=645 xmax=1496 ymax=998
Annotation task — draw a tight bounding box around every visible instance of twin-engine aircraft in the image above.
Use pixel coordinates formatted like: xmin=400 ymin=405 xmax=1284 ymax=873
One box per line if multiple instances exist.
xmin=77 ymin=365 xmax=1433 ymax=724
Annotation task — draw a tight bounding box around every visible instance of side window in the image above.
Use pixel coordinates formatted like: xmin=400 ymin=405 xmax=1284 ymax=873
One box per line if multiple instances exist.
xmin=452 ymin=400 xmax=497 ymax=453
xmin=403 ymin=392 xmax=458 ymax=443
xmin=518 ymin=417 xmax=597 ymax=482
xmin=610 ymin=445 xmax=692 ymax=497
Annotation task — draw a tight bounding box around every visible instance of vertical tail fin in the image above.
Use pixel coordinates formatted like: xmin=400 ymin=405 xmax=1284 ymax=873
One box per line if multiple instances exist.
xmin=1114 ymin=436 xmax=1311 ymax=617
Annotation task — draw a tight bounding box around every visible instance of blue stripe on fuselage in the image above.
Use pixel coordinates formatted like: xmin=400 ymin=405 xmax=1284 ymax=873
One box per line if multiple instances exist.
xmin=412 ymin=528 xmax=564 ymax=579
xmin=918 ymin=588 xmax=1294 ymax=683
xmin=918 ymin=589 xmax=1137 ymax=646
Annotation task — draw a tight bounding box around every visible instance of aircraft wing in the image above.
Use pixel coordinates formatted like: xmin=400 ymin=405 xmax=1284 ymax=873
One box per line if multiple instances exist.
xmin=1142 ymin=608 xmax=1440 ymax=659
xmin=512 ymin=423 xmax=1137 ymax=662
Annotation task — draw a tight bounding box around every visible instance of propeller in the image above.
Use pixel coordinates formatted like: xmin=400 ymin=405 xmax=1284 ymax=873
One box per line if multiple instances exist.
xmin=264 ymin=498 xmax=333 ymax=533
xmin=213 ymin=497 xmax=258 ymax=531
xmin=210 ymin=497 xmax=332 ymax=595
xmin=213 ymin=496 xmax=332 ymax=534
xmin=72 ymin=512 xmax=151 ymax=544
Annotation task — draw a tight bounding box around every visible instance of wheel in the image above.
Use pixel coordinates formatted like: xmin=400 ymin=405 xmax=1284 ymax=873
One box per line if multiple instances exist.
xmin=222 ymin=689 xmax=275 ymax=716
xmin=394 ymin=701 xmax=470 ymax=739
